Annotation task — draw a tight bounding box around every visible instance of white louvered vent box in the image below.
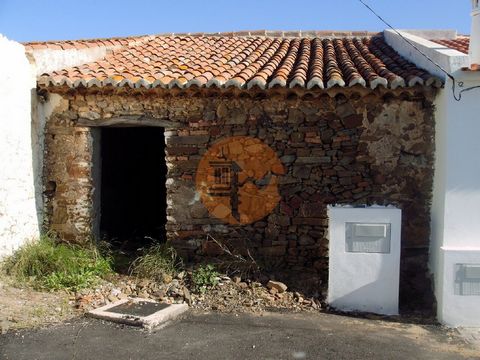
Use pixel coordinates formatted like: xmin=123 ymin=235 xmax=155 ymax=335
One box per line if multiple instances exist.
xmin=438 ymin=248 xmax=480 ymax=327
xmin=345 ymin=223 xmax=391 ymax=253
xmin=328 ymin=206 xmax=402 ymax=315
xmin=454 ymin=264 xmax=480 ymax=296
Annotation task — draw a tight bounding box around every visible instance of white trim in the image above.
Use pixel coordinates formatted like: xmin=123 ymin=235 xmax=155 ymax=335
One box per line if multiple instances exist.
xmin=384 ymin=29 xmax=469 ymax=79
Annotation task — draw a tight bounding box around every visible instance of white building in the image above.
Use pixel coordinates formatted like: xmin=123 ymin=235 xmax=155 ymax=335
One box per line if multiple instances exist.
xmin=382 ymin=2 xmax=480 ymax=326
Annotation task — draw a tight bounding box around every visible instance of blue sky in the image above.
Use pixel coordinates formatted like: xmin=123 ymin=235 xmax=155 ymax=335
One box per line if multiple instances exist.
xmin=0 ymin=0 xmax=472 ymax=42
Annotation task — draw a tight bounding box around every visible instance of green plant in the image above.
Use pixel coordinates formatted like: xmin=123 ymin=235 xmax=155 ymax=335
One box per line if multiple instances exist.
xmin=191 ymin=264 xmax=219 ymax=294
xmin=129 ymin=243 xmax=181 ymax=282
xmin=1 ymin=234 xmax=113 ymax=292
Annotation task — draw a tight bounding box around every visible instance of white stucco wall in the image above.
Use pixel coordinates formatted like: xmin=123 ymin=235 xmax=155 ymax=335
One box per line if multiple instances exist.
xmin=0 ymin=35 xmax=39 ymax=257
xmin=0 ymin=34 xmax=115 ymax=258
xmin=434 ymin=75 xmax=480 ymax=326
xmin=440 ymin=73 xmax=480 ymax=249
xmin=430 ymin=83 xmax=447 ymax=304
xmin=386 ymin=29 xmax=480 ymax=326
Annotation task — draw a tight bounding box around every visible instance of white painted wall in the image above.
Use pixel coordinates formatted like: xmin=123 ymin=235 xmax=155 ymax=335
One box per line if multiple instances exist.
xmin=430 ymin=82 xmax=447 ymax=296
xmin=0 ymin=33 xmax=116 ymax=258
xmin=328 ymin=206 xmax=402 ymax=315
xmin=469 ymin=1 xmax=480 ymax=68
xmin=436 ymin=74 xmax=480 ymax=326
xmin=0 ymin=35 xmax=38 ymax=257
xmin=386 ymin=29 xmax=480 ymax=326
xmin=441 ymin=72 xmax=480 ymax=249
xmin=432 ymin=75 xmax=480 ymax=326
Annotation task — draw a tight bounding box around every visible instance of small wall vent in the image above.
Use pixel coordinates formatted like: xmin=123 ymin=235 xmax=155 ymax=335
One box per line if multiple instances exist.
xmin=345 ymin=223 xmax=391 ymax=253
xmin=455 ymin=264 xmax=480 ymax=296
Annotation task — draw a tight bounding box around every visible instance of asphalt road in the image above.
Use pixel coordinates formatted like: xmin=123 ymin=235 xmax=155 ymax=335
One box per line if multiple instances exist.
xmin=1 ymin=311 xmax=478 ymax=360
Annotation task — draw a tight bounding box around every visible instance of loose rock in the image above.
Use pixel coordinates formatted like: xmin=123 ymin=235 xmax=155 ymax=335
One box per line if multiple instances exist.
xmin=267 ymin=280 xmax=288 ymax=293
xmin=183 ymin=287 xmax=192 ymax=306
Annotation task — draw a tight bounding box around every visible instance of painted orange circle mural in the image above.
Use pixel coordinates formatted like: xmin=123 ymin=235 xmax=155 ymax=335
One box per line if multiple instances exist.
xmin=196 ymin=136 xmax=285 ymax=225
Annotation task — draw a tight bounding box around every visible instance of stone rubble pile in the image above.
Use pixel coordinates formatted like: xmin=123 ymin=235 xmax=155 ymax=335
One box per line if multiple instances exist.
xmin=74 ymin=273 xmax=322 ymax=314
xmin=193 ymin=276 xmax=321 ymax=313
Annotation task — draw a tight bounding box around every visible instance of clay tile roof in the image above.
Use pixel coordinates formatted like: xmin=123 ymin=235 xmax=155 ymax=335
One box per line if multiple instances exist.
xmin=23 ymin=34 xmax=154 ymax=52
xmin=35 ymin=31 xmax=442 ymax=90
xmin=431 ymin=36 xmax=470 ymax=54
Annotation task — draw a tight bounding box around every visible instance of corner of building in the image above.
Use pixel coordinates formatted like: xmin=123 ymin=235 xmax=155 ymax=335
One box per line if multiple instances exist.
xmin=386 ymin=27 xmax=480 ymax=327
xmin=0 ymin=34 xmax=85 ymax=259
xmin=0 ymin=34 xmax=39 ymax=257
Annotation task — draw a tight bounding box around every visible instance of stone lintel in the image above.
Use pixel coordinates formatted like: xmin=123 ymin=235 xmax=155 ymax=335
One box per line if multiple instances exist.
xmin=76 ymin=115 xmax=181 ymax=128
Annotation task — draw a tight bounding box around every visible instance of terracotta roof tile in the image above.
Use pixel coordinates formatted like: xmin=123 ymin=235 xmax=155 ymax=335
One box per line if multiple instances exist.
xmin=431 ymin=37 xmax=470 ymax=55
xmin=23 ymin=35 xmax=154 ymax=52
xmin=36 ymin=32 xmax=442 ymax=90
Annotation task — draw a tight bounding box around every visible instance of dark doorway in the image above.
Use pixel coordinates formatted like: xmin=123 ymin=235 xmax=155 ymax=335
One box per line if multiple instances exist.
xmin=100 ymin=127 xmax=167 ymax=251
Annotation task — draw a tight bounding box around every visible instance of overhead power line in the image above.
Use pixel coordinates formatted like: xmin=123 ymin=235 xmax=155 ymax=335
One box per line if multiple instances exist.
xmin=357 ymin=0 xmax=480 ymax=101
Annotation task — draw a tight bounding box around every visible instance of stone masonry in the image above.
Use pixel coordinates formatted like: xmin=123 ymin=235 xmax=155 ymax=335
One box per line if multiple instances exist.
xmin=42 ymin=87 xmax=436 ymax=312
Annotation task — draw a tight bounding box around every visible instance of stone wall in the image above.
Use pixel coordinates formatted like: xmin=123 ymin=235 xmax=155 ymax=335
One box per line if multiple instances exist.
xmin=43 ymin=88 xmax=435 ymax=311
xmin=43 ymin=107 xmax=95 ymax=243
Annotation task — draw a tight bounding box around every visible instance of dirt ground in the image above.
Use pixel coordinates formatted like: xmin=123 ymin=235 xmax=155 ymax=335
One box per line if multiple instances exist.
xmin=1 ymin=273 xmax=479 ymax=358
xmin=0 ymin=275 xmax=77 ymax=332
xmin=0 ymin=272 xmax=320 ymax=333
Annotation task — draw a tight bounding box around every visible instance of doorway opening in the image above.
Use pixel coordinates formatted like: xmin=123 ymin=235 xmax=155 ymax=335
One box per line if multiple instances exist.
xmin=99 ymin=127 xmax=167 ymax=256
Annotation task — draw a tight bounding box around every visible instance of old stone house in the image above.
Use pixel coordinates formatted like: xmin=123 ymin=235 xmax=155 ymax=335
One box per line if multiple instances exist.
xmin=28 ymin=31 xmax=440 ymax=311
xmin=2 ymin=16 xmax=480 ymax=324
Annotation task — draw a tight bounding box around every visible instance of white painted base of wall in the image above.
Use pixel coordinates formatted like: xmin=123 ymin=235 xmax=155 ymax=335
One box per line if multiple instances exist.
xmin=328 ymin=206 xmax=402 ymax=315
xmin=437 ymin=247 xmax=480 ymax=327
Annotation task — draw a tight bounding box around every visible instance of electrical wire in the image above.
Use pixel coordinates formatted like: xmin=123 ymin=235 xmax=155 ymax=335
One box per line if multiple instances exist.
xmin=357 ymin=0 xmax=479 ymax=101
xmin=358 ymin=0 xmax=454 ymax=81
xmin=452 ymin=81 xmax=480 ymax=101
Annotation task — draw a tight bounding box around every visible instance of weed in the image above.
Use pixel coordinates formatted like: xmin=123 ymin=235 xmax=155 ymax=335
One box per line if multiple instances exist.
xmin=204 ymin=233 xmax=260 ymax=279
xmin=129 ymin=242 xmax=181 ymax=282
xmin=191 ymin=264 xmax=219 ymax=294
xmin=1 ymin=234 xmax=112 ymax=292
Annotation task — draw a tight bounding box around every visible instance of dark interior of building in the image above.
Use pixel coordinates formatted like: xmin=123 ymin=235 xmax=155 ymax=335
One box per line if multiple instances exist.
xmin=100 ymin=127 xmax=167 ymax=252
